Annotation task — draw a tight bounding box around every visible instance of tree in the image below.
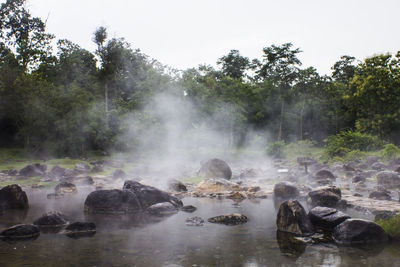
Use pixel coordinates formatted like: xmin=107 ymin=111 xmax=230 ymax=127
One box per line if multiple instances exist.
xmin=331 ymin=55 xmax=358 ymax=88
xmin=217 ymin=49 xmax=250 ymax=79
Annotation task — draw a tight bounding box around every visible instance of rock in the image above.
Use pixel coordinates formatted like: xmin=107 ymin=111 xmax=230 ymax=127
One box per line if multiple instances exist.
xmin=33 ymin=211 xmax=69 ymax=226
xmin=48 ymin=165 xmax=66 ymax=179
xmin=273 ymin=182 xmax=299 ymax=200
xmin=388 ymin=158 xmax=400 ymax=169
xmin=276 ymin=200 xmax=314 ymax=236
xmin=123 ymin=180 xmax=183 ymax=208
xmin=0 ymin=184 xmax=29 ymax=210
xmin=168 ymin=179 xmax=187 ymax=192
xmin=343 ymin=164 xmax=356 ymax=172
xmin=185 ymin=216 xmax=204 ymax=226
xmin=146 ymin=202 xmax=178 ymax=216
xmin=307 ymin=186 xmax=341 ymax=208
xmin=0 ymin=224 xmax=40 ymax=239
xmin=352 ymin=175 xmax=366 ymax=183
xmin=195 ymin=178 xmax=240 ymax=193
xmin=371 ymin=162 xmax=387 ymax=171
xmin=314 ymin=169 xmax=335 ymax=181
xmin=297 ymin=157 xmax=317 ymax=166
xmin=63 ymin=168 xmax=79 ymax=178
xmin=308 ymin=207 xmax=350 ymax=231
xmin=276 ymin=230 xmax=307 ymax=258
xmin=55 ymin=182 xmax=77 ymax=194
xmin=84 ymin=189 xmax=142 ymax=214
xmin=333 ymin=219 xmax=388 ymax=245
xmin=369 ymin=190 xmax=391 ymax=200
xmin=239 ymin=168 xmax=258 ymax=178
xmin=394 ymin=166 xmax=400 ymax=173
xmin=198 ymin=158 xmax=232 ymax=180
xmin=74 ymin=163 xmax=90 ymax=173
xmin=208 ymin=213 xmax=248 ymax=225
xmin=365 ymin=156 xmax=380 ymax=165
xmin=112 ymin=169 xmax=126 ymax=179
xmin=356 ymin=163 xmax=368 ymax=170
xmin=72 ymin=175 xmax=94 ymax=185
xmin=65 ymin=222 xmax=96 ymax=232
xmin=226 ymin=191 xmax=246 ymax=200
xmin=181 ymin=205 xmax=197 ymax=213
xmin=376 ymin=171 xmax=400 ymax=188
xmin=8 ymin=169 xmax=18 ymax=176
xmin=47 ymin=193 xmax=64 ymax=199
xmin=91 ymin=165 xmax=103 ymax=173
xmin=374 ymin=211 xmax=397 ymax=221
xmin=19 ymin=163 xmax=46 ymax=177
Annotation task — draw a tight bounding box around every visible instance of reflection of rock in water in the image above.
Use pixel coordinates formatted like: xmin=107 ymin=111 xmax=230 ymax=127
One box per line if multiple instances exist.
xmin=337 ymin=243 xmax=385 ymax=258
xmin=0 ymin=209 xmax=28 ymax=227
xmin=276 ymin=230 xmax=306 ymax=259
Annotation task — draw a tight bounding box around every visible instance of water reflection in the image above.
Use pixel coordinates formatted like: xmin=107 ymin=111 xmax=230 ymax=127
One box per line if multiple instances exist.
xmin=276 ymin=230 xmax=306 ymax=259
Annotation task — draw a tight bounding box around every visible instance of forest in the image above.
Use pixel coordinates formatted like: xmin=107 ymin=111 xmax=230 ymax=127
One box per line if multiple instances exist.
xmin=1 ymin=0 xmax=400 ymax=157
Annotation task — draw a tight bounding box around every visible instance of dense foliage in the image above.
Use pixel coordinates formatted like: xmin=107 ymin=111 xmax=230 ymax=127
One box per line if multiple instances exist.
xmin=0 ymin=0 xmax=399 ymax=156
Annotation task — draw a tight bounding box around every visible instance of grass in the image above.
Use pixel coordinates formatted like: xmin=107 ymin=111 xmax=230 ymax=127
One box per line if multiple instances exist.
xmin=177 ymin=176 xmax=204 ymax=185
xmin=375 ymin=214 xmax=400 ymax=238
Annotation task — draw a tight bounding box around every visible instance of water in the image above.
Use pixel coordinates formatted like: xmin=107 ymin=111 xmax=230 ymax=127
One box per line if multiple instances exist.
xmin=1 ymin=190 xmax=400 ymax=266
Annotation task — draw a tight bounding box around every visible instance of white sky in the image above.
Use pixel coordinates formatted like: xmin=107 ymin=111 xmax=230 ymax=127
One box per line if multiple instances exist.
xmin=25 ymin=0 xmax=400 ymax=75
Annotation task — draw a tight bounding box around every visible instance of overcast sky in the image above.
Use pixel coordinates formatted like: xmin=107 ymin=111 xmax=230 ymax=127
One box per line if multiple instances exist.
xmin=26 ymin=0 xmax=400 ymax=75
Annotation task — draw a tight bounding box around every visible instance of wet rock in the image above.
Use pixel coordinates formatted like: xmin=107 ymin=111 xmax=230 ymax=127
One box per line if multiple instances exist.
xmin=55 ymin=182 xmax=77 ymax=194
xmin=333 ymin=219 xmax=388 ymax=245
xmin=195 ymin=178 xmax=240 ymax=193
xmin=74 ymin=163 xmax=90 ymax=173
xmin=371 ymin=162 xmax=387 ymax=171
xmin=0 ymin=224 xmax=39 ymax=239
xmin=208 ymin=213 xmax=248 ymax=225
xmin=185 ymin=216 xmax=204 ymax=226
xmin=276 ymin=230 xmax=307 ymax=258
xmin=226 ymin=191 xmax=246 ymax=200
xmin=181 ymin=205 xmax=197 ymax=213
xmin=8 ymin=169 xmax=18 ymax=176
xmin=84 ymin=189 xmax=142 ymax=214
xmin=394 ymin=166 xmax=400 ymax=174
xmin=112 ymin=169 xmax=126 ymax=179
xmin=276 ymin=200 xmax=314 ymax=235
xmin=0 ymin=184 xmax=29 ymax=210
xmin=376 ymin=171 xmax=400 ymax=188
xmin=168 ymin=179 xmax=187 ymax=192
xmin=19 ymin=163 xmax=47 ymax=177
xmin=146 ymin=202 xmax=178 ymax=216
xmin=369 ymin=190 xmax=391 ymax=200
xmin=308 ymin=206 xmax=350 ymax=231
xmin=314 ymin=169 xmax=335 ymax=181
xmin=48 ymin=165 xmax=66 ymax=179
xmin=65 ymin=222 xmax=96 ymax=232
xmin=33 ymin=211 xmax=69 ymax=226
xmin=352 ymin=175 xmax=366 ymax=183
xmin=198 ymin=158 xmax=232 ymax=180
xmin=274 ymin=182 xmax=299 ymax=200
xmin=123 ymin=180 xmax=183 ymax=208
xmin=307 ymin=186 xmax=341 ymax=208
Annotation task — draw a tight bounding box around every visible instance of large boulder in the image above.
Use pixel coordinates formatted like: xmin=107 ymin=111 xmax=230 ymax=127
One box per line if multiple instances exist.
xmin=376 ymin=171 xmax=400 ymax=188
xmin=369 ymin=189 xmax=391 ymax=200
xmin=0 ymin=224 xmax=39 ymax=239
xmin=168 ymin=179 xmax=187 ymax=192
xmin=84 ymin=189 xmax=142 ymax=214
xmin=307 ymin=186 xmax=341 ymax=208
xmin=47 ymin=165 xmax=66 ymax=179
xmin=74 ymin=163 xmax=91 ymax=174
xmin=371 ymin=162 xmax=387 ymax=171
xmin=33 ymin=211 xmax=69 ymax=226
xmin=208 ymin=213 xmax=248 ymax=225
xmin=333 ymin=219 xmax=388 ymax=245
xmin=276 ymin=200 xmax=314 ymax=236
xmin=314 ymin=169 xmax=335 ymax=181
xmin=195 ymin=178 xmax=240 ymax=193
xmin=308 ymin=206 xmax=350 ymax=231
xmin=0 ymin=184 xmax=29 ymax=210
xmin=198 ymin=158 xmax=232 ymax=180
xmin=146 ymin=202 xmax=178 ymax=216
xmin=19 ymin=163 xmax=47 ymax=177
xmin=123 ymin=180 xmax=183 ymax=208
xmin=273 ymin=182 xmax=299 ymax=200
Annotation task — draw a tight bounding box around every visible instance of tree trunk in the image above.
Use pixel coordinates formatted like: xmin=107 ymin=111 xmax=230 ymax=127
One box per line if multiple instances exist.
xmin=277 ymin=99 xmax=285 ymax=141
xmin=300 ymin=97 xmax=305 ymax=140
xmin=105 ymin=81 xmax=109 ymax=128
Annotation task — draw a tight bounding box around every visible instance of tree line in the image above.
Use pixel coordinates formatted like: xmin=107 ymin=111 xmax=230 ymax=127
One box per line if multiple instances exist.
xmin=0 ymin=0 xmax=399 ymax=156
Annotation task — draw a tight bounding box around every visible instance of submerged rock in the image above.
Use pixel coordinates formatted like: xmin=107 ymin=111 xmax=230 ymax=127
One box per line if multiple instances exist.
xmin=198 ymin=158 xmax=232 ymax=180
xmin=307 ymin=186 xmax=341 ymax=208
xmin=65 ymin=222 xmax=96 ymax=232
xmin=123 ymin=180 xmax=183 ymax=208
xmin=55 ymin=182 xmax=77 ymax=194
xmin=33 ymin=211 xmax=69 ymax=226
xmin=146 ymin=202 xmax=178 ymax=216
xmin=208 ymin=213 xmax=248 ymax=225
xmin=0 ymin=184 xmax=29 ymax=210
xmin=84 ymin=189 xmax=142 ymax=214
xmin=185 ymin=216 xmax=205 ymax=226
xmin=181 ymin=205 xmax=197 ymax=213
xmin=0 ymin=224 xmax=39 ymax=239
xmin=276 ymin=200 xmax=314 ymax=236
xmin=273 ymin=181 xmax=299 ymax=200
xmin=333 ymin=219 xmax=388 ymax=245
xmin=308 ymin=206 xmax=350 ymax=231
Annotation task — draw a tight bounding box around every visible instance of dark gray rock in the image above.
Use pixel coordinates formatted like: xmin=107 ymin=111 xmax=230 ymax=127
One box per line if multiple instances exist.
xmin=0 ymin=224 xmax=39 ymax=239
xmin=84 ymin=189 xmax=142 ymax=214
xmin=48 ymin=165 xmax=66 ymax=179
xmin=352 ymin=175 xmax=366 ymax=183
xmin=123 ymin=180 xmax=183 ymax=208
xmin=198 ymin=158 xmax=232 ymax=180
xmin=146 ymin=202 xmax=178 ymax=216
xmin=91 ymin=165 xmax=103 ymax=173
xmin=168 ymin=179 xmax=187 ymax=192
xmin=19 ymin=164 xmax=46 ymax=177
xmin=273 ymin=181 xmax=299 ymax=200
xmin=308 ymin=206 xmax=350 ymax=231
xmin=74 ymin=163 xmax=91 ymax=173
xmin=369 ymin=190 xmax=391 ymax=200
xmin=33 ymin=211 xmax=69 ymax=226
xmin=181 ymin=205 xmax=197 ymax=213
xmin=333 ymin=219 xmax=388 ymax=245
xmin=0 ymin=184 xmax=29 ymax=210
xmin=185 ymin=216 xmax=204 ymax=226
xmin=314 ymin=169 xmax=335 ymax=181
xmin=55 ymin=182 xmax=77 ymax=194
xmin=371 ymin=162 xmax=387 ymax=171
xmin=376 ymin=171 xmax=400 ymax=188
xmin=307 ymin=186 xmax=341 ymax=208
xmin=208 ymin=213 xmax=248 ymax=225
xmin=65 ymin=222 xmax=96 ymax=232
xmin=276 ymin=200 xmax=314 ymax=235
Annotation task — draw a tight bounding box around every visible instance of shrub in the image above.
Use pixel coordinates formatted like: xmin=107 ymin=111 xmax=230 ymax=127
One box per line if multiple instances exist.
xmin=382 ymin=144 xmax=400 ymax=160
xmin=266 ymin=141 xmax=286 ymax=158
xmin=325 ymin=131 xmax=383 ymax=157
xmin=376 ymin=214 xmax=400 ymax=238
